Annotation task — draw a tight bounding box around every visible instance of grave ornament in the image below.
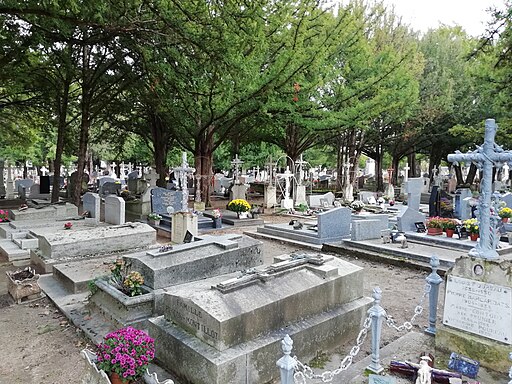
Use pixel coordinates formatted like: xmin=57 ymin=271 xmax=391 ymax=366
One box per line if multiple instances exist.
xmin=448 ymin=119 xmax=512 ymax=259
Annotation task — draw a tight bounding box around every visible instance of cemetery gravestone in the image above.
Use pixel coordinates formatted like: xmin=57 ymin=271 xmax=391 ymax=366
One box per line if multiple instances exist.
xmin=454 ymin=188 xmax=472 ymax=220
xmin=151 ymin=187 xmax=182 ymax=216
xmin=437 ymin=257 xmax=512 ymax=372
xmin=104 ymin=195 xmax=125 ymax=225
xmin=40 ymin=175 xmax=50 ymax=194
xmin=397 ymin=177 xmax=426 ymax=232
xmin=100 ymin=181 xmax=120 ymax=197
xmin=83 ymin=192 xmax=100 ymax=221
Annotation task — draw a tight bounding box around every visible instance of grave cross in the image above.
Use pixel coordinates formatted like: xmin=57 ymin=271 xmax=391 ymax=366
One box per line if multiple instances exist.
xmin=448 ymin=118 xmax=512 ymax=259
xmin=279 ymin=166 xmax=293 ymax=200
xmin=403 ymin=162 xmax=410 ymax=182
xmin=174 ymin=152 xmax=195 ymax=212
xmin=231 ymin=154 xmax=244 ymax=185
xmin=145 ymin=167 xmax=159 ymax=187
xmin=266 ymin=157 xmax=275 ymax=186
xmin=295 ymin=155 xmax=307 ymax=186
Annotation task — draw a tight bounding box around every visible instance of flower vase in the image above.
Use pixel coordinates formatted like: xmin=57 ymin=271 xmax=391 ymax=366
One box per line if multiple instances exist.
xmin=445 ymin=229 xmax=455 ymax=238
xmin=109 ymin=372 xmax=131 ymax=384
xmin=213 ymin=217 xmax=222 ymax=228
xmin=470 ymin=233 xmax=479 ymax=241
xmin=427 ymin=228 xmax=443 ymax=236
xmin=148 ymin=219 xmax=160 ymax=226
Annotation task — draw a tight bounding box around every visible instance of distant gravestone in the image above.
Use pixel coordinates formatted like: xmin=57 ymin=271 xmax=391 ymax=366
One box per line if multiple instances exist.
xmin=16 ymin=179 xmax=34 ymax=198
xmin=104 ymin=195 xmax=125 ymax=225
xmin=40 ymin=175 xmax=50 ymax=194
xmin=151 ymin=187 xmax=183 ymax=215
xmin=351 ymin=219 xmax=382 ymax=241
xmin=501 ymin=192 xmax=512 ymax=208
xmin=83 ymin=192 xmax=100 ymax=221
xmin=317 ymin=207 xmax=351 ymax=239
xmin=100 ymin=181 xmax=121 ymax=196
xmin=397 ymin=177 xmax=425 ymax=232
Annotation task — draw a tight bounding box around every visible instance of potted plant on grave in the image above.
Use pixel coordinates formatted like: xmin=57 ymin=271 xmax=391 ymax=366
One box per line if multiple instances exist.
xmin=498 ymin=207 xmax=512 ymax=223
xmin=211 ymin=208 xmax=222 ymax=228
xmin=440 ymin=197 xmax=454 ymax=217
xmin=0 ymin=209 xmax=9 ymax=222
xmin=426 ymin=217 xmax=444 ymax=235
xmin=350 ymin=200 xmax=364 ymax=213
xmin=227 ymin=198 xmax=251 ymax=219
xmin=96 ymin=326 xmax=155 ymax=384
xmin=147 ymin=212 xmax=162 ymax=226
xmin=463 ymin=218 xmax=480 ymax=241
xmin=441 ymin=218 xmax=458 ymax=238
xmin=109 ymin=259 xmax=145 ymax=297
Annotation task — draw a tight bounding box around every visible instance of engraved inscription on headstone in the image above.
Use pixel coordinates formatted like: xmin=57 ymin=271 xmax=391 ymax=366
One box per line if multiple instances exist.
xmin=151 ymin=187 xmax=182 ymax=215
xmin=443 ymin=276 xmax=512 ymax=344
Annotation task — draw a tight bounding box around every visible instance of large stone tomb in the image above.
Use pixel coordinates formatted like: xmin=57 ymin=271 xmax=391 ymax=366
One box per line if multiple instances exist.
xmin=9 ymin=203 xmax=78 ymax=221
xmin=436 ymin=256 xmax=512 ymax=373
xmin=89 ymin=234 xmax=263 ymax=328
xmin=148 ymin=253 xmax=372 ymax=384
xmin=31 ymin=222 xmax=156 ymax=273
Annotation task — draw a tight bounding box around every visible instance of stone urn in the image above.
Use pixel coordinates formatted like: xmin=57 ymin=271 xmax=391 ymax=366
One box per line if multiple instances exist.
xmin=6 ymin=267 xmax=42 ymax=304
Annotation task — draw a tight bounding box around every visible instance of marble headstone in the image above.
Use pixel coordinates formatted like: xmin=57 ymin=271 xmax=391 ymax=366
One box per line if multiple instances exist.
xmin=104 ymin=195 xmax=125 ymax=225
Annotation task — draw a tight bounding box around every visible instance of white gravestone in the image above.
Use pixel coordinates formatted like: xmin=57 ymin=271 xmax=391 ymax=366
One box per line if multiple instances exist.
xmin=171 ymin=212 xmax=198 ymax=244
xmin=264 ymin=184 xmax=277 ymax=209
xmin=104 ymin=195 xmax=125 ymax=225
xmin=83 ymin=192 xmax=100 ymax=221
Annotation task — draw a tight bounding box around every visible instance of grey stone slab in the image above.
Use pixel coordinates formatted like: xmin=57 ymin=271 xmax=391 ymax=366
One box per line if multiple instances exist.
xmin=104 ymin=195 xmax=125 ymax=225
xmin=352 ymin=213 xmax=389 ymax=231
xmin=351 ymin=219 xmax=383 ymax=241
xmin=9 ymin=203 xmax=78 ymax=221
xmin=162 ymin=255 xmax=364 ymax=351
xmin=317 ymin=207 xmax=351 ymax=238
xmin=82 ymin=192 xmax=100 ymax=220
xmin=396 ymin=207 xmax=426 ymax=232
xmin=501 ymin=192 xmax=512 ymax=208
xmin=125 ymin=234 xmax=263 ymax=290
xmin=99 ymin=181 xmax=121 ymax=197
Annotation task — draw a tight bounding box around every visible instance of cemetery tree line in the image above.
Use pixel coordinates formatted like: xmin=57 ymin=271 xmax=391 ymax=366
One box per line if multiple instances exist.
xmin=1 ymin=0 xmax=511 ymax=204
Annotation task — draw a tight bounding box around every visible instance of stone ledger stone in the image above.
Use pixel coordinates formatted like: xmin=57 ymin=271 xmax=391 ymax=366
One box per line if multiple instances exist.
xmin=436 ymin=256 xmax=512 ymax=373
xmin=148 ymin=254 xmax=372 ymax=384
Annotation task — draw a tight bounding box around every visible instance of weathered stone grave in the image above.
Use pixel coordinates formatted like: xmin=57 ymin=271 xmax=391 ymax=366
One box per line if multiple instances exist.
xmin=147 ymin=252 xmax=372 ymax=384
xmin=9 ymin=202 xmax=78 ymax=221
xmin=99 ymin=181 xmax=121 ymax=197
xmin=89 ymin=234 xmax=263 ymax=327
xmin=256 ymin=206 xmax=350 ymax=245
xmin=308 ymin=191 xmax=335 ymax=207
xmin=31 ymin=222 xmax=156 ymax=273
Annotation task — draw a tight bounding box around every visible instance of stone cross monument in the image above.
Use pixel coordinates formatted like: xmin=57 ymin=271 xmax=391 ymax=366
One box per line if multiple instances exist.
xmin=295 ymin=155 xmax=307 ymax=186
xmin=231 ymin=154 xmax=243 ymax=185
xmin=266 ymin=157 xmax=275 ymax=186
xmin=448 ymin=118 xmax=512 ymax=259
xmin=403 ymin=162 xmax=410 ymax=182
xmin=174 ymin=152 xmax=195 ymax=212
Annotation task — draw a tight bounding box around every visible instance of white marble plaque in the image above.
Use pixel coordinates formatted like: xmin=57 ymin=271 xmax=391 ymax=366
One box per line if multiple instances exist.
xmin=443 ymin=275 xmax=512 ymax=344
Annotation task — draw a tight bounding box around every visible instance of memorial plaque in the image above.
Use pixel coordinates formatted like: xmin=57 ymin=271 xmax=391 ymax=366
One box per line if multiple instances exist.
xmin=151 ymin=187 xmax=182 ymax=215
xmin=443 ymin=275 xmax=512 ymax=344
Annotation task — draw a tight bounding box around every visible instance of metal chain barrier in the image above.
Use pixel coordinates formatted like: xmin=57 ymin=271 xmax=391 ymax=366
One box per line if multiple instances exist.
xmin=292 ymin=314 xmax=372 ymax=383
xmin=385 ymin=282 xmax=431 ymax=332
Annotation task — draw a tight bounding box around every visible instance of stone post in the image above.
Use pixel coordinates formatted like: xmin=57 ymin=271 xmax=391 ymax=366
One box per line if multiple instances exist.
xmin=276 ymin=334 xmax=296 ymax=384
xmin=508 ymin=352 xmax=512 ymax=384
xmin=425 ymin=255 xmax=443 ymax=336
xmin=367 ymin=287 xmax=386 ymax=373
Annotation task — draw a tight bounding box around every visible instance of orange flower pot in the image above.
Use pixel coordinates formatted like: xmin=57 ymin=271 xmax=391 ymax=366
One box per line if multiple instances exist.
xmin=470 ymin=233 xmax=479 ymax=241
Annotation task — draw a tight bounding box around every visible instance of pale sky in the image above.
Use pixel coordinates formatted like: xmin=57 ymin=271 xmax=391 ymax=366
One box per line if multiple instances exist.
xmin=381 ymin=0 xmax=507 ymax=36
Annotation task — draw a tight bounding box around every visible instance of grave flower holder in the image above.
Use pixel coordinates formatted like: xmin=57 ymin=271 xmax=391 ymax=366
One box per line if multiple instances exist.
xmin=6 ymin=267 xmax=42 ymax=304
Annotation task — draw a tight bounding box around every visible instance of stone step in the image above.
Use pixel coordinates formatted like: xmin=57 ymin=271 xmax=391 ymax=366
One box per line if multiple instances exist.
xmin=243 ymin=230 xmax=322 ymax=251
xmin=257 ymin=223 xmax=325 ymax=244
xmin=12 ymin=235 xmax=39 ymax=250
xmin=0 ymin=239 xmax=30 ymax=262
xmin=52 ymin=256 xmax=116 ymax=294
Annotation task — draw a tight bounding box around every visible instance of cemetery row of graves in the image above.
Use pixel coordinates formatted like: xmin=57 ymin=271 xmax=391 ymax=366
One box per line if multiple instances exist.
xmin=0 ymin=121 xmax=511 ymax=384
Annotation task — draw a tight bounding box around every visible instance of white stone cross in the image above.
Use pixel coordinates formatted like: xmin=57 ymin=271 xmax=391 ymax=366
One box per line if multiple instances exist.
xmin=145 ymin=167 xmax=159 ymax=187
xmin=279 ymin=166 xmax=293 ymax=200
xmin=295 ymin=155 xmax=307 ymax=186
xmin=448 ymin=118 xmax=512 ymax=259
xmin=403 ymin=162 xmax=410 ymax=182
xmin=174 ymin=152 xmax=195 ymax=211
xmin=40 ymin=166 xmax=49 ymax=176
xmin=231 ymin=154 xmax=244 ymax=185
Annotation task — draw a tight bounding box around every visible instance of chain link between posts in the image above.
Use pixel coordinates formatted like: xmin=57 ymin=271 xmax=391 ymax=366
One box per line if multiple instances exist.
xmin=292 ymin=315 xmax=372 ymax=383
xmin=385 ymin=282 xmax=431 ymax=332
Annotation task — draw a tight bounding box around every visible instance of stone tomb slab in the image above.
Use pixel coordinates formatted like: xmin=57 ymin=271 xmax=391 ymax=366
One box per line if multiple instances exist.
xmin=31 ymin=222 xmax=156 ymax=273
xmin=9 ymin=203 xmax=78 ymax=221
xmin=148 ymin=254 xmax=371 ymax=384
xmin=125 ymin=234 xmax=263 ymax=290
xmin=351 ymin=219 xmax=383 ymax=241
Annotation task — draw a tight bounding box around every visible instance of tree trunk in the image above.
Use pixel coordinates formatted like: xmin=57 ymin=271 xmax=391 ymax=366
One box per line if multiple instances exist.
xmin=150 ymin=112 xmax=170 ymax=188
xmin=52 ymin=77 xmax=71 ymax=203
xmin=453 ymin=164 xmax=463 ymax=186
xmin=195 ymin=126 xmax=214 ymax=207
xmin=408 ymin=152 xmax=417 ymax=178
xmin=465 ymin=163 xmax=478 ymax=186
xmin=375 ymin=144 xmax=384 ymax=192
